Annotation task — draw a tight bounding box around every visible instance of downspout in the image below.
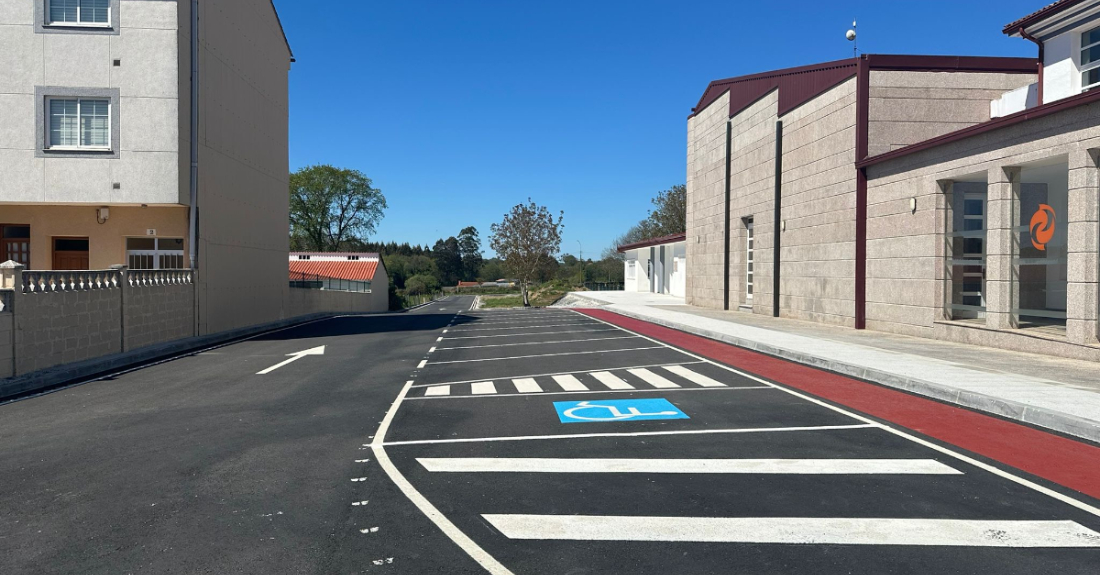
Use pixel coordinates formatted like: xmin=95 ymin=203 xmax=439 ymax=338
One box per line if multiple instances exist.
xmin=188 ymin=0 xmax=199 ymax=269
xmin=854 ymin=56 xmax=870 ymax=330
xmin=723 ymin=121 xmax=732 ymax=310
xmin=1019 ymin=28 xmax=1044 ymax=106
xmin=773 ymin=121 xmax=783 ymax=318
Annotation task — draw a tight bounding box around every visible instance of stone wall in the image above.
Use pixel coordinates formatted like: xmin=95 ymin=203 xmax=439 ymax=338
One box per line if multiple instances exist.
xmin=686 ymin=91 xmax=731 ymax=309
xmin=867 ymin=71 xmax=1037 ymax=158
xmin=865 ymin=98 xmax=1100 ymax=359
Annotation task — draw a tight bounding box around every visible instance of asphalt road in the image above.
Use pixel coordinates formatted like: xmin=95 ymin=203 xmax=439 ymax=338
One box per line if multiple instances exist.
xmin=2 ymin=296 xmax=1099 ymax=574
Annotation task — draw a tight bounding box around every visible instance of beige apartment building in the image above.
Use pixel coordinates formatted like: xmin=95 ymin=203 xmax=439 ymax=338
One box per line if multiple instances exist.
xmin=686 ymin=0 xmax=1100 ymax=360
xmin=0 ymin=0 xmax=293 ymax=335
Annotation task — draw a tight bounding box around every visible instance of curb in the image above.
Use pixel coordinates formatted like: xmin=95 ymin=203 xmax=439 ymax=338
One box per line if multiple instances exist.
xmin=0 ymin=310 xmax=380 ymax=404
xmin=571 ymin=296 xmax=1100 ymax=444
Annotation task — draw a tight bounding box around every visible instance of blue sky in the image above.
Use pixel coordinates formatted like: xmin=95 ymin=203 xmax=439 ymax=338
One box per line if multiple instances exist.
xmin=276 ymin=0 xmax=1042 ymax=258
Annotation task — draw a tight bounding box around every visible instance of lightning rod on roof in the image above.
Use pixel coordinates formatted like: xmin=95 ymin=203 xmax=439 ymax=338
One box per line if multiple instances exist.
xmin=846 ymin=20 xmax=858 ymax=58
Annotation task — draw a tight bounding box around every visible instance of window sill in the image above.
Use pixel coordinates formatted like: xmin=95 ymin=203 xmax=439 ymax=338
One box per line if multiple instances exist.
xmin=45 ymin=147 xmax=113 ymax=153
xmin=44 ymin=22 xmax=113 ymax=30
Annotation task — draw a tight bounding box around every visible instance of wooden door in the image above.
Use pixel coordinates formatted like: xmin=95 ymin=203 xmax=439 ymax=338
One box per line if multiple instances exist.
xmin=52 ymin=238 xmax=90 ymax=270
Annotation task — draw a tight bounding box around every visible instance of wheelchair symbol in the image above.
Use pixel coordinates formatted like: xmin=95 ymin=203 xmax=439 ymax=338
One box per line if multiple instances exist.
xmin=561 ymin=401 xmax=681 ymax=422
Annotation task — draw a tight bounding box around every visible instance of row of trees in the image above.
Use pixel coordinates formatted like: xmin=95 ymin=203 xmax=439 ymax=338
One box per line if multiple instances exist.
xmin=605 ymin=184 xmax=686 ymax=259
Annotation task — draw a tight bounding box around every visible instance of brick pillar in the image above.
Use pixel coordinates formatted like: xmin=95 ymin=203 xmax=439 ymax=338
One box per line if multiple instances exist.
xmin=1067 ymin=148 xmax=1100 ymax=344
xmin=986 ymin=166 xmax=1020 ymax=330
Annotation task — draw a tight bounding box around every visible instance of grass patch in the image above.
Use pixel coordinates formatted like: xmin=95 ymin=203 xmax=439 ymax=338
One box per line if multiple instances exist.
xmin=478 ymin=284 xmax=570 ymax=309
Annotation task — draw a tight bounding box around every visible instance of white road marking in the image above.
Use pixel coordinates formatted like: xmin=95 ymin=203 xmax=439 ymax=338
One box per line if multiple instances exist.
xmin=441 ymin=328 xmax=619 ymax=340
xmin=372 ymin=558 xmax=395 ymax=566
xmin=410 ymin=361 xmax=706 ymax=388
xmin=429 ymin=347 xmax=436 ymax=353
xmin=359 ymin=527 xmax=380 ymax=534
xmin=442 ymin=330 xmax=448 ymax=334
xmin=628 ymin=368 xmax=680 ymax=388
xmin=381 ymin=424 xmax=877 ymax=447
xmin=352 ymin=501 xmax=369 ymax=506
xmin=483 ymin=515 xmax=1100 ymax=547
xmin=591 ymin=371 xmax=633 ymax=390
xmin=424 ymin=385 xmax=451 ymax=397
xmin=663 ymin=365 xmax=727 ymax=387
xmin=351 ymin=477 xmax=368 ymax=482
xmin=471 ymin=381 xmax=497 ymax=395
xmin=355 ymin=459 xmax=370 ymax=463
xmin=427 ymin=347 xmax=665 ymax=365
xmin=255 ymin=345 xmax=326 ymax=375
xmin=417 ymin=360 xmax=428 ymax=369
xmin=417 ymin=458 xmax=962 ymax=475
xmin=369 ymin=381 xmax=514 ymax=574
xmin=436 ymin=336 xmax=639 ymax=351
xmin=512 ymin=378 xmax=543 ymax=393
xmin=407 ymin=386 xmax=771 ymax=401
xmin=576 ymin=311 xmax=1100 ymax=518
xmin=552 ymin=374 xmax=588 ymax=391
xmin=437 ymin=337 xmax=443 ymax=342
xmin=446 ymin=322 xmax=595 ymax=332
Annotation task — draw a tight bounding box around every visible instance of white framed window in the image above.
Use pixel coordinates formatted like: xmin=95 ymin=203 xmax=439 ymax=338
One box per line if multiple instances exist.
xmin=127 ymin=238 xmax=185 ymax=270
xmin=625 ymin=260 xmax=636 ymax=280
xmin=47 ymin=0 xmax=111 ymax=27
xmin=1082 ymin=25 xmax=1100 ymax=92
xmin=745 ymin=218 xmax=754 ymax=302
xmin=47 ymin=98 xmax=111 ymax=150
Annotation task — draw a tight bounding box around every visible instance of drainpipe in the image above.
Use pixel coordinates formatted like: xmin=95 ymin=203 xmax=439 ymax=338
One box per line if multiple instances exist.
xmin=1019 ymin=27 xmax=1044 ymax=106
xmin=773 ymin=120 xmax=783 ymax=318
xmin=188 ymin=0 xmax=199 ymax=269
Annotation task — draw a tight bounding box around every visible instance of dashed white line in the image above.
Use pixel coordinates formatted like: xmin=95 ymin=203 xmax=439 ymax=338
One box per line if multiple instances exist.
xmin=471 ymin=381 xmax=497 ymax=395
xmin=417 ymin=360 xmax=428 ymax=369
xmin=628 ymin=368 xmax=680 ymax=388
xmin=404 ymin=385 xmax=771 ymax=401
xmin=429 ymin=347 xmax=436 ymax=353
xmin=352 ymin=500 xmax=369 ymax=506
xmin=436 ymin=336 xmax=639 ymax=351
xmin=591 ymin=371 xmax=634 ymax=390
xmin=512 ymin=378 xmax=543 ymax=393
xmin=551 ymin=374 xmax=588 ymax=391
xmin=410 ymin=361 xmax=706 ymax=388
xmin=441 ymin=328 xmax=619 ymax=340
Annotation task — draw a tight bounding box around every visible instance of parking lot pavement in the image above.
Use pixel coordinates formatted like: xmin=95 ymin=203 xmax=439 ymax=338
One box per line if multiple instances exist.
xmin=373 ymin=308 xmax=1100 ymax=574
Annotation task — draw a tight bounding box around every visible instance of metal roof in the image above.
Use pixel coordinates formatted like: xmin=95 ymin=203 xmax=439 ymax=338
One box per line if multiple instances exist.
xmin=617 ymin=233 xmax=687 ymax=253
xmin=1003 ymin=0 xmax=1094 ymax=34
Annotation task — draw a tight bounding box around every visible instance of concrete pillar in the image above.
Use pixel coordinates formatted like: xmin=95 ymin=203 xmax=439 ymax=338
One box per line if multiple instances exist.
xmin=0 ymin=260 xmax=24 ymax=291
xmin=986 ymin=166 xmax=1020 ymax=330
xmin=938 ymin=180 xmax=954 ymax=321
xmin=1066 ymin=148 xmax=1100 ymax=344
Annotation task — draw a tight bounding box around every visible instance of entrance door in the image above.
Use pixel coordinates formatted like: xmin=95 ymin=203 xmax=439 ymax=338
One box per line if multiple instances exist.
xmin=52 ymin=238 xmax=90 ymax=270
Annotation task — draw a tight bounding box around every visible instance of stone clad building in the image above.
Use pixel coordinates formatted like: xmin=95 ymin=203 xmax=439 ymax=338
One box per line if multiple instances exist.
xmin=686 ymin=0 xmax=1100 ymax=360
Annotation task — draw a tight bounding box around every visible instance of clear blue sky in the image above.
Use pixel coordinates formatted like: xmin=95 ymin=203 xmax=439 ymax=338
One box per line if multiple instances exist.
xmin=275 ymin=0 xmax=1041 ymax=258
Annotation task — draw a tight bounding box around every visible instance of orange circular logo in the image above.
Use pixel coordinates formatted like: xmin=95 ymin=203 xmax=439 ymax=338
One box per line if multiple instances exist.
xmin=1030 ymin=204 xmax=1056 ymax=251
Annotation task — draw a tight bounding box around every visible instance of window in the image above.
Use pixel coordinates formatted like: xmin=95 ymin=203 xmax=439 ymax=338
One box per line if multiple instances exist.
xmin=47 ymin=0 xmax=110 ymax=26
xmin=1015 ymin=163 xmax=1068 ymax=331
xmin=1082 ymin=25 xmax=1100 ymax=91
xmin=48 ymin=98 xmax=110 ymax=150
xmin=946 ymin=182 xmax=987 ymax=322
xmin=127 ymin=238 xmax=185 ymax=270
xmin=1 ymin=225 xmax=31 ymax=267
xmin=626 ymin=260 xmax=636 ymax=280
xmin=745 ymin=218 xmax=754 ymax=302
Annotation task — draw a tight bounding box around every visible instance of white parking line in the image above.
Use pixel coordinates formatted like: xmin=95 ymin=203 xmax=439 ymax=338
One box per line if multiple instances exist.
xmin=441 ymin=328 xmax=619 ymax=340
xmin=436 ymin=336 xmax=639 ymax=351
xmin=381 ymin=423 xmax=878 ymax=447
xmin=416 ymin=458 xmax=962 ymax=475
xmin=591 ymin=371 xmax=633 ymax=390
xmin=446 ymin=322 xmax=596 ymax=333
xmin=482 ymin=515 xmax=1100 ymax=547
xmin=628 ymin=368 xmax=680 ymax=388
xmin=426 ymin=347 xmax=666 ymax=365
xmin=417 ymin=360 xmax=428 ymax=369
xmin=552 ymin=374 xmax=588 ymax=391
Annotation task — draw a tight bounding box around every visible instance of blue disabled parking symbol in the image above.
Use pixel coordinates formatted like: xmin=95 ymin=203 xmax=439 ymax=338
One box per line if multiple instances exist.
xmin=553 ymin=398 xmax=689 ymax=424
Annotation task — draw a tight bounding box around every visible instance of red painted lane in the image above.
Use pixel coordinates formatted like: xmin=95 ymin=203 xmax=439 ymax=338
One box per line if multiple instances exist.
xmin=578 ymin=309 xmax=1100 ymax=501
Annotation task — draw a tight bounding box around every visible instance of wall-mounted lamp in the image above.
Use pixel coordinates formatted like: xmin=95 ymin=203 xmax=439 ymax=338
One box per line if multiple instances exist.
xmin=96 ymin=207 xmax=110 ymax=225
xmin=910 ymin=197 xmax=917 ymax=213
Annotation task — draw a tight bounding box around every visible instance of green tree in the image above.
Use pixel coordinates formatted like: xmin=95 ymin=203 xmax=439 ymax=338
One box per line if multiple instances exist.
xmin=404 ymin=273 xmax=440 ymax=295
xmin=477 ymin=259 xmax=506 ymax=282
xmin=289 ymin=165 xmax=387 ymax=251
xmin=431 ymin=237 xmax=463 ymax=286
xmin=489 ymin=199 xmax=565 ymax=306
xmin=457 ymin=226 xmax=483 ymax=282
xmin=604 ymin=184 xmax=685 ymax=260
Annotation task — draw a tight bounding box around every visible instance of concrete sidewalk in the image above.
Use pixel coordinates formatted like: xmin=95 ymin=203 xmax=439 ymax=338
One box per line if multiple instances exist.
xmin=566 ymin=291 xmax=1100 ymax=443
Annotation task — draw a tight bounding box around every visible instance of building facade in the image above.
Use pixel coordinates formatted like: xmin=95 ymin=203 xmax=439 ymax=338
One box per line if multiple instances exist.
xmin=0 ymin=0 xmax=294 ymax=335
xmin=686 ymin=0 xmax=1100 ymax=360
xmin=619 ymin=233 xmax=686 ymax=297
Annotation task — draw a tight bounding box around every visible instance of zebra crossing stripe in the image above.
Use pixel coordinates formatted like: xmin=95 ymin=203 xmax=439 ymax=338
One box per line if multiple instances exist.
xmin=425 ymin=385 xmax=451 ymax=397
xmin=551 ymin=374 xmax=588 ymax=391
xmin=591 ymin=372 xmax=634 ymax=390
xmin=628 ymin=368 xmax=680 ymax=388
xmin=417 ymin=458 xmax=963 ymax=475
xmin=482 ymin=515 xmax=1100 ymax=547
xmin=512 ymin=378 xmax=543 ymax=393
xmin=663 ymin=365 xmax=726 ymax=387
xmin=471 ymin=381 xmax=496 ymax=395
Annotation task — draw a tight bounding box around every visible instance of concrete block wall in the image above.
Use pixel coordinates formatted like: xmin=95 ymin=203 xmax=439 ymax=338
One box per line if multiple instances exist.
xmin=125 ymin=283 xmax=195 ymax=351
xmin=865 ymin=98 xmax=1100 ymax=359
xmin=0 ymin=302 xmax=13 ymax=378
xmin=867 ymin=71 xmax=1037 ymax=158
xmin=777 ymin=78 xmax=858 ymax=325
xmin=15 ymin=287 xmax=123 ymax=375
xmin=686 ymin=91 xmax=730 ymax=309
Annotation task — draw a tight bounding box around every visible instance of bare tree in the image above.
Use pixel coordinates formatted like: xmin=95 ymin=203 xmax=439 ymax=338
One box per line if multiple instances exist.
xmin=489 ymin=199 xmax=565 ymax=307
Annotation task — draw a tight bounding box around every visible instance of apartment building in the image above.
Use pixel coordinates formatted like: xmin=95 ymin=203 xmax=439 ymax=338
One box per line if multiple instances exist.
xmin=686 ymin=0 xmax=1100 ymax=360
xmin=0 ymin=0 xmax=293 ymax=334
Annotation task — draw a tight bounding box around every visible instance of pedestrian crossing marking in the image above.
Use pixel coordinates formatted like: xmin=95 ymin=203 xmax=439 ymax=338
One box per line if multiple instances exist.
xmin=482 ymin=515 xmax=1100 ymax=547
xmin=471 ymin=381 xmax=496 ymax=395
xmin=628 ymin=368 xmax=680 ymax=388
xmin=425 ymin=385 xmax=451 ymax=397
xmin=552 ymin=374 xmax=588 ymax=391
xmin=592 ymin=372 xmax=634 ymax=390
xmin=513 ymin=378 xmax=543 ymax=393
xmin=664 ymin=365 xmax=726 ymax=387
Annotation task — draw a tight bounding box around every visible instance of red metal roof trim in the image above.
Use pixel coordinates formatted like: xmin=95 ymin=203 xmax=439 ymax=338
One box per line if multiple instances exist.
xmin=857 ymin=86 xmax=1100 ymax=169
xmin=1003 ymin=0 xmax=1092 ymax=34
xmin=289 ymin=260 xmax=379 ymax=282
xmin=617 ymin=233 xmax=687 ymax=253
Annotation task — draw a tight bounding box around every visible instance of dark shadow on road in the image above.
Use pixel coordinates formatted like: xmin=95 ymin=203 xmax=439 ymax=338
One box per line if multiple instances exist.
xmin=252 ymin=313 xmax=483 ymax=341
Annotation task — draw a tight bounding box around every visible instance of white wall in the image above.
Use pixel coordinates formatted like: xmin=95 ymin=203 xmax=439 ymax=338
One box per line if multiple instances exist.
xmin=1044 ymin=32 xmax=1078 ymax=103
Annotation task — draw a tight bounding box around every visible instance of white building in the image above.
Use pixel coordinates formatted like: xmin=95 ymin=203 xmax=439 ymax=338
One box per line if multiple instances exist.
xmin=619 ymin=233 xmax=686 ymax=297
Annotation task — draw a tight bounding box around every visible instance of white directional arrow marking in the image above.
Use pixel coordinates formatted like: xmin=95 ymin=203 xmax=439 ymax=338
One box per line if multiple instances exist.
xmin=256 ymin=345 xmax=326 ymax=375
